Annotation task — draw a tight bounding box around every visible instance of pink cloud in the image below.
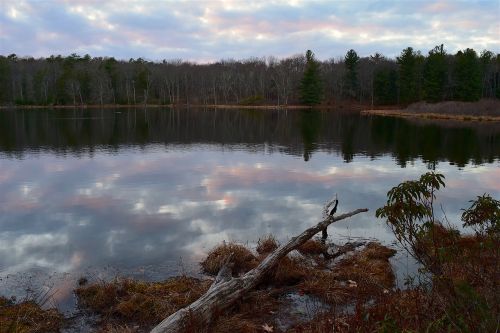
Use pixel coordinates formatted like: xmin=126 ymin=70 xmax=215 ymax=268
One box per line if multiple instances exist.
xmin=203 ymin=164 xmax=377 ymax=196
xmin=423 ymin=1 xmax=457 ymax=14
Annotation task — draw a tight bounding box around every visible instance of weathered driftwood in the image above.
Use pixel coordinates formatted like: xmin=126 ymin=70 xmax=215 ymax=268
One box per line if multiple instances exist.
xmin=150 ymin=208 xmax=368 ymax=333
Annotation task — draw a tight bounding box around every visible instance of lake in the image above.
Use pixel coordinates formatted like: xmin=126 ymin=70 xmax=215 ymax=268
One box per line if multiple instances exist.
xmin=0 ymin=107 xmax=499 ymax=312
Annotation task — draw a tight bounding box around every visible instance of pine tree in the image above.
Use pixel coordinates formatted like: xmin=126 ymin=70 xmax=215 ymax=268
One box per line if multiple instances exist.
xmin=374 ymin=68 xmax=398 ymax=105
xmin=344 ymin=49 xmax=360 ymax=99
xmin=423 ymin=44 xmax=448 ymax=102
xmin=454 ymin=48 xmax=481 ymax=101
xmin=0 ymin=56 xmax=11 ymax=104
xmin=300 ymin=50 xmax=323 ymax=105
xmin=496 ymin=54 xmax=500 ymax=99
xmin=397 ymin=47 xmax=423 ymax=104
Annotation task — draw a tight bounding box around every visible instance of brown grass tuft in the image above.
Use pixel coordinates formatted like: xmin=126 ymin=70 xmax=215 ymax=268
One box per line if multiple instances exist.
xmin=76 ymin=276 xmax=210 ymax=327
xmin=301 ymin=242 xmax=397 ymax=307
xmin=211 ymin=314 xmax=260 ymax=333
xmin=256 ymin=235 xmax=279 ymax=255
xmin=301 ymin=270 xmax=351 ymax=305
xmin=333 ymin=242 xmax=396 ymax=291
xmin=298 ymin=239 xmax=327 ymax=256
xmin=201 ymin=242 xmax=259 ymax=276
xmin=271 ymin=256 xmax=308 ymax=286
xmin=0 ymin=296 xmax=64 ymax=333
xmin=210 ymin=290 xmax=280 ymax=333
xmin=362 ymin=242 xmax=397 ymax=260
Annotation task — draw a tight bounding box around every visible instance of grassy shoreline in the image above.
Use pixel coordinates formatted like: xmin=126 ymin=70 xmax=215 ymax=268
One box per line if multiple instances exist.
xmin=2 ymin=228 xmax=496 ymax=332
xmin=361 ymin=109 xmax=500 ymax=122
xmin=362 ymin=99 xmax=500 ymax=122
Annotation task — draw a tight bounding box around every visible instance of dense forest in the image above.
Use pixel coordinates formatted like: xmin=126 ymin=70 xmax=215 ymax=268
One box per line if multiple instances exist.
xmin=0 ymin=45 xmax=499 ymax=106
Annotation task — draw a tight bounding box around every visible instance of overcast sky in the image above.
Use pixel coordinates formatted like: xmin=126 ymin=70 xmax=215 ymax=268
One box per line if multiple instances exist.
xmin=1 ymin=0 xmax=499 ymax=62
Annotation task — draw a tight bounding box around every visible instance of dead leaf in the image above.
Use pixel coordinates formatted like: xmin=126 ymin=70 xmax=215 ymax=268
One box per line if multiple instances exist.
xmin=347 ymin=279 xmax=358 ymax=288
xmin=262 ymin=323 xmax=274 ymax=332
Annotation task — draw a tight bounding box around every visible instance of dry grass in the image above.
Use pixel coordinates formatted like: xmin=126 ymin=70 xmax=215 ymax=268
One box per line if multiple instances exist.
xmin=76 ymin=276 xmax=211 ymax=327
xmin=74 ymin=239 xmax=399 ymax=332
xmin=362 ymin=109 xmax=500 ymax=122
xmin=76 ymin=234 xmax=497 ymax=333
xmin=75 ymin=238 xmax=476 ymax=333
xmin=0 ymin=296 xmax=63 ymax=333
xmin=405 ymin=99 xmax=500 ymax=116
xmin=210 ymin=290 xmax=280 ymax=333
xmin=200 ymin=242 xmax=259 ymax=276
xmin=301 ymin=242 xmax=397 ymax=307
xmin=362 ymin=99 xmax=500 ymax=122
xmin=318 ymin=225 xmax=499 ymax=333
xmin=300 ymin=270 xmax=351 ymax=305
xmin=297 ymin=240 xmax=327 ymax=256
xmin=286 ymin=289 xmax=445 ymax=333
xmin=333 ymin=242 xmax=396 ymax=294
xmin=271 ymin=256 xmax=309 ymax=286
xmin=5 ymin=211 xmax=497 ymax=333
xmin=416 ymin=224 xmax=499 ymax=307
xmin=256 ymin=235 xmax=279 ymax=255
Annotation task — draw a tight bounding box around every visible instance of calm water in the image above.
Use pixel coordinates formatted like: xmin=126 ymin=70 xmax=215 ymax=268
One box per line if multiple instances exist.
xmin=0 ymin=107 xmax=499 ymax=311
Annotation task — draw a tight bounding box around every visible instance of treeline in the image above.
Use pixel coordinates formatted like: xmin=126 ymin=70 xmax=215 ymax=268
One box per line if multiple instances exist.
xmin=0 ymin=45 xmax=499 ymax=106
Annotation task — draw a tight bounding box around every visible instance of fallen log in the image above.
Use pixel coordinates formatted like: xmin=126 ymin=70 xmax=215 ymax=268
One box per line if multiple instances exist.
xmin=150 ymin=207 xmax=369 ymax=333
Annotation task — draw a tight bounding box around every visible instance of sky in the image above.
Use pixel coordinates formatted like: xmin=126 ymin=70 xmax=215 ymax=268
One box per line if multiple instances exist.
xmin=1 ymin=0 xmax=499 ymax=62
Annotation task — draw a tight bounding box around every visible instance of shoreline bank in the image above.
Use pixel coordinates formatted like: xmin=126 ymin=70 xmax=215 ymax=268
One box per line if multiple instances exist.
xmin=361 ymin=109 xmax=500 ymax=122
xmin=0 ymin=104 xmax=315 ymax=110
xmin=0 ymin=102 xmax=372 ymax=111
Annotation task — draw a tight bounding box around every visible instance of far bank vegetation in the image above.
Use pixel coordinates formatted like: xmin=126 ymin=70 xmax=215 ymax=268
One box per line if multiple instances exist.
xmin=1 ymin=45 xmax=499 ymax=108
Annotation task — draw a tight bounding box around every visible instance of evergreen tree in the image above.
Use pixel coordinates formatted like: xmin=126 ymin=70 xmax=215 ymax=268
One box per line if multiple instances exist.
xmin=300 ymin=50 xmax=323 ymax=105
xmin=397 ymin=47 xmax=423 ymax=104
xmin=496 ymin=54 xmax=500 ymax=99
xmin=344 ymin=49 xmax=360 ymax=99
xmin=423 ymin=44 xmax=447 ymax=102
xmin=454 ymin=48 xmax=481 ymax=101
xmin=374 ymin=68 xmax=398 ymax=105
xmin=0 ymin=56 xmax=11 ymax=104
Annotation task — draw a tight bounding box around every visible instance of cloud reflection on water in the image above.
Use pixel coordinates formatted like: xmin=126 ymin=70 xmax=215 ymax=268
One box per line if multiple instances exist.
xmin=1 ymin=148 xmax=498 ymax=282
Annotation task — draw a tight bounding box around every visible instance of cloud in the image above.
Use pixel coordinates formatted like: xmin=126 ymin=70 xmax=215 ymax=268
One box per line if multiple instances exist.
xmin=0 ymin=0 xmax=498 ymax=61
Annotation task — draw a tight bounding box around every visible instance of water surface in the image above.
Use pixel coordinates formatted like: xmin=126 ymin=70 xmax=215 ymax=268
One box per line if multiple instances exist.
xmin=0 ymin=107 xmax=499 ymax=311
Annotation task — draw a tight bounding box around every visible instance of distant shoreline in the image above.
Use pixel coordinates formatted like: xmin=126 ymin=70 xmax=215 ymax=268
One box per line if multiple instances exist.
xmin=0 ymin=104 xmax=321 ymax=110
xmin=362 ymin=99 xmax=500 ymax=122
xmin=0 ymin=103 xmax=367 ymax=110
xmin=2 ymin=100 xmax=499 ymax=123
xmin=361 ymin=109 xmax=500 ymax=122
